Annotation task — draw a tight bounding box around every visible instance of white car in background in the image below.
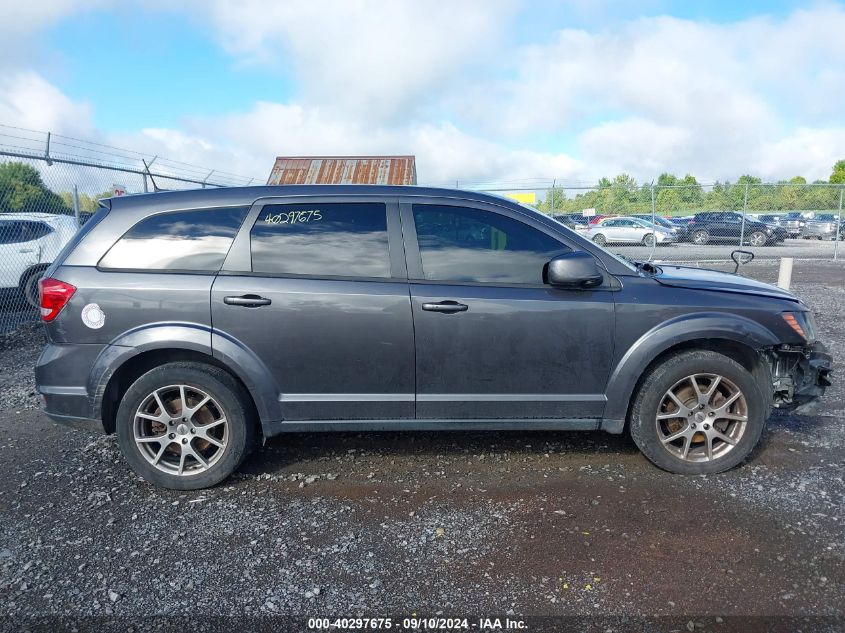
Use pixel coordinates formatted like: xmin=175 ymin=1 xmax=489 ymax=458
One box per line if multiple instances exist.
xmin=0 ymin=213 xmax=79 ymax=306
xmin=587 ymin=216 xmax=677 ymax=247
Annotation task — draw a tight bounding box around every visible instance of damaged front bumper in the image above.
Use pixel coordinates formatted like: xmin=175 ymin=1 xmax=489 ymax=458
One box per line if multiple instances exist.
xmin=770 ymin=341 xmax=833 ymax=414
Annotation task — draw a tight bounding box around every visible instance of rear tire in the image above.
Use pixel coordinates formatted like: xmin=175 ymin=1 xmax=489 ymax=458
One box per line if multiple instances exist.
xmin=691 ymin=229 xmax=709 ymax=245
xmin=629 ymin=350 xmax=766 ymax=475
xmin=116 ymin=362 xmax=257 ymax=490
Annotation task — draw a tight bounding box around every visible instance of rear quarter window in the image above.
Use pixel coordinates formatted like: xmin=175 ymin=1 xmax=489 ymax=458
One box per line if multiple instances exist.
xmin=99 ymin=206 xmax=249 ymax=272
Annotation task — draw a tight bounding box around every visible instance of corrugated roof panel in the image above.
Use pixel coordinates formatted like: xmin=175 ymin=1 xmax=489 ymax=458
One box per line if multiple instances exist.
xmin=267 ymin=156 xmax=417 ymax=185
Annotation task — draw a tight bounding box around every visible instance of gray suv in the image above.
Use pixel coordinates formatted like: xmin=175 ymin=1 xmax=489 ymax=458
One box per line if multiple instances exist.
xmin=35 ymin=186 xmax=832 ymax=489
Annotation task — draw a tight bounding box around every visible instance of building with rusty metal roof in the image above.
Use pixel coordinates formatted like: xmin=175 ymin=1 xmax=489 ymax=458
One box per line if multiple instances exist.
xmin=267 ymin=156 xmax=416 ymax=186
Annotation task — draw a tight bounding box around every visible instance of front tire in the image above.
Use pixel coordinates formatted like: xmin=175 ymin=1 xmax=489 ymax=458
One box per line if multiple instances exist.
xmin=642 ymin=233 xmax=656 ymax=247
xmin=116 ymin=362 xmax=257 ymax=490
xmin=747 ymin=231 xmax=767 ymax=247
xmin=629 ymin=350 xmax=766 ymax=475
xmin=592 ymin=234 xmax=607 ymax=245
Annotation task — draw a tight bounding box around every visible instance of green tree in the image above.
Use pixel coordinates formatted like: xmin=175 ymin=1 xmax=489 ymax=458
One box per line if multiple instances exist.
xmin=0 ymin=162 xmax=69 ymax=214
xmin=830 ymin=160 xmax=845 ymax=184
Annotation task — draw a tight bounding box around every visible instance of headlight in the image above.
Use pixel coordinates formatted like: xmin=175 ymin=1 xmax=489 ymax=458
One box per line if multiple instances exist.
xmin=782 ymin=311 xmax=816 ymax=341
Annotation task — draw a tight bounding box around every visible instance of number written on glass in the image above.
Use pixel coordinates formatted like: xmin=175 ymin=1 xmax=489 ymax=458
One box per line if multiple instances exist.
xmin=264 ymin=210 xmax=323 ymax=225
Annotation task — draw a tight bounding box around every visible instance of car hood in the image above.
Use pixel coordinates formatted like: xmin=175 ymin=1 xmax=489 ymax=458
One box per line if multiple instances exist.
xmin=653 ymin=264 xmax=799 ymax=301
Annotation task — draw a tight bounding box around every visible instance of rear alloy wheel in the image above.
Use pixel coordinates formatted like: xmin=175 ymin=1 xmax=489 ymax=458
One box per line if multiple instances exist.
xmin=642 ymin=233 xmax=656 ymax=247
xmin=747 ymin=231 xmax=767 ymax=247
xmin=116 ymin=362 xmax=256 ymax=489
xmin=629 ymin=350 xmax=765 ymax=474
xmin=691 ymin=229 xmax=709 ymax=245
xmin=592 ymin=234 xmax=607 ymax=245
xmin=132 ymin=385 xmax=229 ymax=476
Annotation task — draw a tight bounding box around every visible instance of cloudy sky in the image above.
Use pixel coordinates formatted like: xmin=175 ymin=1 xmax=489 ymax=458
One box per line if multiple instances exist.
xmin=1 ymin=0 xmax=844 ymax=186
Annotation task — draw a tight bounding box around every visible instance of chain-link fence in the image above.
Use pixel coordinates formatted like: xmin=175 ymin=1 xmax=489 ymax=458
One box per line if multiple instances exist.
xmin=0 ymin=125 xmax=260 ymax=334
xmin=467 ymin=180 xmax=844 ymax=267
xmin=2 ymin=125 xmax=844 ymax=335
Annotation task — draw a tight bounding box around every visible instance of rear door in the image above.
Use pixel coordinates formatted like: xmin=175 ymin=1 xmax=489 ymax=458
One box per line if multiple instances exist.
xmin=402 ymin=197 xmax=615 ymax=421
xmin=212 ymin=196 xmax=415 ymax=421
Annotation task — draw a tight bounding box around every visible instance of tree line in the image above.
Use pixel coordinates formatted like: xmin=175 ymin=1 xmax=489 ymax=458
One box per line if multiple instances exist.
xmin=539 ymin=160 xmax=845 ymax=216
xmin=0 ymin=162 xmax=118 ymax=215
xmin=2 ymin=159 xmax=845 ymax=218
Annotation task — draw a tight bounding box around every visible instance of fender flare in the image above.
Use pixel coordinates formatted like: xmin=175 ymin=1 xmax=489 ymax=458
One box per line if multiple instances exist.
xmin=87 ymin=323 xmax=282 ymax=429
xmin=602 ymin=312 xmax=780 ymax=422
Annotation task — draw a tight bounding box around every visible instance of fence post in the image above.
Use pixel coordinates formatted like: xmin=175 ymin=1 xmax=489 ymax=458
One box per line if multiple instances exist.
xmin=549 ymin=179 xmax=556 ymax=216
xmin=649 ymin=182 xmax=657 ymax=261
xmin=44 ymin=131 xmax=53 ymax=166
xmin=72 ymin=185 xmax=81 ymax=228
xmin=739 ymin=182 xmax=749 ymax=247
xmin=835 ymin=187 xmax=843 ymax=261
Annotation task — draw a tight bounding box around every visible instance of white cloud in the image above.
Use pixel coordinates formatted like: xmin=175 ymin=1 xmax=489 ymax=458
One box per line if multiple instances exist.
xmin=0 ymin=1 xmax=109 ymax=64
xmin=187 ymin=0 xmax=517 ymax=122
xmin=1 ymin=2 xmax=844 ymax=188
xmin=0 ymin=72 xmax=94 ymax=136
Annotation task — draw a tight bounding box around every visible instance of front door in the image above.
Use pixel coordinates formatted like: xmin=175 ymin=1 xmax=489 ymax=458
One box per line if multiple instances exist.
xmin=402 ymin=199 xmax=615 ymax=421
xmin=212 ymin=197 xmax=415 ymax=421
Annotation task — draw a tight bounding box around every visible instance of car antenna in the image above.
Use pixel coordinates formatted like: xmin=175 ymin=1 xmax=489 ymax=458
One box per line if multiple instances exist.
xmin=142 ymin=159 xmax=167 ymax=192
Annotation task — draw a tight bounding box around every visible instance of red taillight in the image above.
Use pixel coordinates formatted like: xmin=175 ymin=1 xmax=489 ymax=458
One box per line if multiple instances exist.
xmin=38 ymin=277 xmax=76 ymax=322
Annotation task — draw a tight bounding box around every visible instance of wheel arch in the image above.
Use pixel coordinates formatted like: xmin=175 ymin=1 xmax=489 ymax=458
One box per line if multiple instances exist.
xmin=91 ymin=325 xmax=280 ymax=435
xmin=602 ymin=313 xmax=778 ymax=429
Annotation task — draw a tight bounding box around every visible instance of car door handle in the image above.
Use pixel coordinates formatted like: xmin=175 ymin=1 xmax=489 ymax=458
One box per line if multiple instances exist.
xmin=19 ymin=249 xmax=35 ymax=253
xmin=422 ymin=301 xmax=468 ymax=313
xmin=223 ymin=294 xmax=272 ymax=307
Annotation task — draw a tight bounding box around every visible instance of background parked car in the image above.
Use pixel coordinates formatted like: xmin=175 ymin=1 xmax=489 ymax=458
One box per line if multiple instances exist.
xmin=553 ymin=213 xmax=591 ymax=234
xmin=0 ymin=213 xmax=78 ymax=306
xmin=684 ymin=211 xmax=787 ymax=246
xmin=587 ymin=216 xmax=676 ymax=246
xmin=631 ymin=214 xmax=682 ymax=239
xmin=801 ymin=213 xmax=844 ymax=240
xmin=779 ymin=212 xmax=808 ymax=237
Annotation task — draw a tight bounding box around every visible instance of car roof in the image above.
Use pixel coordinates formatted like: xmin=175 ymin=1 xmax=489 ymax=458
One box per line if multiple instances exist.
xmin=103 ymin=185 xmax=525 ymax=214
xmin=0 ymin=212 xmax=75 ymax=222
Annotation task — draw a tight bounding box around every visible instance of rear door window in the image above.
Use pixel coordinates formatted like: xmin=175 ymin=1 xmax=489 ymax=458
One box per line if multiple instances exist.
xmin=0 ymin=221 xmax=23 ymax=244
xmin=250 ymin=202 xmax=390 ymax=278
xmin=21 ymin=221 xmax=53 ymax=242
xmin=99 ymin=206 xmax=248 ymax=271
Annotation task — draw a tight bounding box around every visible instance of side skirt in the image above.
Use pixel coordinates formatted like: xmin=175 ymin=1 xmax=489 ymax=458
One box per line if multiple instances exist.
xmin=262 ymin=418 xmax=603 ymax=436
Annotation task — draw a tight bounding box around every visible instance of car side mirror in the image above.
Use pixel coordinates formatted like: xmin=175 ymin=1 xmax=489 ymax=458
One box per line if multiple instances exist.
xmin=547 ymin=252 xmax=604 ymax=289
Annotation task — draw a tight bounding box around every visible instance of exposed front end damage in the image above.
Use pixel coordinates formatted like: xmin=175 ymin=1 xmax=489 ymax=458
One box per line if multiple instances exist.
xmin=766 ymin=342 xmax=833 ymax=414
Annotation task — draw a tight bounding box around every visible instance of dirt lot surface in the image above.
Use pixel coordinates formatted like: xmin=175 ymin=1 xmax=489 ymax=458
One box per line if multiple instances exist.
xmin=0 ymin=261 xmax=843 ymax=631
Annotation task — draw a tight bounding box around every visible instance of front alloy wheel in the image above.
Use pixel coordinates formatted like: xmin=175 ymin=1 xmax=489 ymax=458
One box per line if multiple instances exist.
xmin=628 ymin=350 xmax=765 ymax=475
xmin=655 ymin=374 xmax=747 ymax=462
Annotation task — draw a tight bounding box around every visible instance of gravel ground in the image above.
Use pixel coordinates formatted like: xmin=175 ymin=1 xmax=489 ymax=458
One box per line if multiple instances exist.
xmin=0 ymin=261 xmax=842 ymax=632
